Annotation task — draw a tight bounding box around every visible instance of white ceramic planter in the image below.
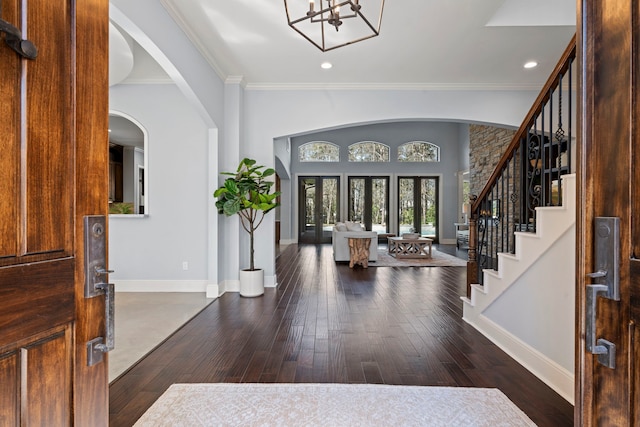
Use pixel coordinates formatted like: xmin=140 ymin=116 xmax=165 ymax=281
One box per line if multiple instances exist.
xmin=239 ymin=269 xmax=264 ymax=297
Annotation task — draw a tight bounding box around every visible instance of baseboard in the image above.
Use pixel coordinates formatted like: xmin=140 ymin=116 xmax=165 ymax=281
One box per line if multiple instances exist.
xmin=218 ymin=279 xmax=239 ymax=295
xmin=279 ymin=239 xmax=297 ymax=245
xmin=206 ymin=283 xmax=219 ymax=298
xmin=114 ymin=280 xmax=209 ymax=293
xmin=265 ymin=274 xmax=277 ymax=288
xmin=465 ymin=314 xmax=574 ymax=405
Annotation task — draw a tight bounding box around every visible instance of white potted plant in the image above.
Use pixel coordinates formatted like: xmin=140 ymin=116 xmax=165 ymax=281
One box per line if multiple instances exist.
xmin=214 ymin=158 xmax=280 ymax=297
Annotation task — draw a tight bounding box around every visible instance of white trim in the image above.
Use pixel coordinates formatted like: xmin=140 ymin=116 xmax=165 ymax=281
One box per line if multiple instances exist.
xmin=279 ymin=238 xmax=297 ymax=245
xmin=465 ymin=314 xmax=574 ymax=405
xmin=265 ymin=274 xmax=278 ymax=288
xmin=206 ymin=283 xmax=219 ymax=298
xmin=244 ymin=82 xmax=545 ymax=91
xmin=218 ymin=279 xmax=239 ymax=295
xmin=114 ymin=280 xmax=209 ymax=292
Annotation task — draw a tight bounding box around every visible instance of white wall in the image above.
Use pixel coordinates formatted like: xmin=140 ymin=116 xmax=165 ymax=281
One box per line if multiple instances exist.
xmin=484 ymin=225 xmax=576 ymax=373
xmin=109 ymin=84 xmax=210 ymax=290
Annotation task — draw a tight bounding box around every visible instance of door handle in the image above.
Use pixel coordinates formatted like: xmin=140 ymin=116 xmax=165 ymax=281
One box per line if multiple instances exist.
xmin=0 ymin=13 xmax=37 ymax=59
xmin=84 ymin=216 xmax=116 ymax=366
xmin=585 ymin=284 xmax=615 ymax=368
xmin=584 ymin=217 xmax=620 ymax=369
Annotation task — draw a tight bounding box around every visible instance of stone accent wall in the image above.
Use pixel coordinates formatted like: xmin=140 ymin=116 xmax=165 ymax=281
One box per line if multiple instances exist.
xmin=469 ymin=124 xmax=517 ymax=198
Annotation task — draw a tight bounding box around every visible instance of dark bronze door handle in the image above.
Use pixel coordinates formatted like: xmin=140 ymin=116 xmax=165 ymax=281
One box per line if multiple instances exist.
xmin=0 ymin=14 xmax=37 ymax=59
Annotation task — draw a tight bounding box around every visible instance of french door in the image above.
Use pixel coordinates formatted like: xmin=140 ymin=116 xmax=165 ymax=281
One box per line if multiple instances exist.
xmin=298 ymin=176 xmax=340 ymax=244
xmin=398 ymin=177 xmax=439 ymax=242
xmin=348 ymin=176 xmax=389 ymax=233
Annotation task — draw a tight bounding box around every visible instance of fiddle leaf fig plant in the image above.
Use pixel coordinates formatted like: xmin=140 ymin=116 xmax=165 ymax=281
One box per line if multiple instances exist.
xmin=214 ymin=158 xmax=280 ymax=271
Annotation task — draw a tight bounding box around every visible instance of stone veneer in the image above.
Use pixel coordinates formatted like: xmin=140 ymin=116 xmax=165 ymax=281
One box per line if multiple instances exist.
xmin=469 ymin=124 xmax=517 ymax=199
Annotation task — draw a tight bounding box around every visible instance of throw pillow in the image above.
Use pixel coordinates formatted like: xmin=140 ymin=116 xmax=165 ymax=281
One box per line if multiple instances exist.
xmin=346 ymin=222 xmax=363 ymax=231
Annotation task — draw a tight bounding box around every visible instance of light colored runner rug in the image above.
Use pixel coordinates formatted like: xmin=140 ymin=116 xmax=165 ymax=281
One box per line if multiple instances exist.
xmin=369 ymin=249 xmax=467 ymax=267
xmin=134 ymin=383 xmax=536 ymax=427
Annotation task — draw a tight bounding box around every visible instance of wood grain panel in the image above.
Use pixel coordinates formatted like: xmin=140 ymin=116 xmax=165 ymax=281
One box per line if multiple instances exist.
xmin=0 ymin=0 xmax=20 ymax=259
xmin=591 ymin=3 xmax=633 ymax=425
xmin=0 ymin=259 xmax=74 ymax=350
xmin=73 ymin=0 xmax=110 ymax=424
xmin=0 ymin=352 xmax=19 ymax=425
xmin=24 ymin=0 xmax=73 ymax=256
xmin=577 ymin=0 xmax=636 ymax=424
xmin=23 ymin=327 xmax=72 ymax=426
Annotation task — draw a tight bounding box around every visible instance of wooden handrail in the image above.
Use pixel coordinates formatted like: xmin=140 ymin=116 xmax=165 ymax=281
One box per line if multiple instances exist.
xmin=471 ymin=34 xmax=577 ymax=212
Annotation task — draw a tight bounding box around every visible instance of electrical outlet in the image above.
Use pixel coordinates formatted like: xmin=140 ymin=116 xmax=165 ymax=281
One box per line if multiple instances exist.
xmin=182 ymin=261 xmax=188 ymax=270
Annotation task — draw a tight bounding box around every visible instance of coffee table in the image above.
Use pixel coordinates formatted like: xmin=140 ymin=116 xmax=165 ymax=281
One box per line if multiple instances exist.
xmin=388 ymin=236 xmax=433 ymax=259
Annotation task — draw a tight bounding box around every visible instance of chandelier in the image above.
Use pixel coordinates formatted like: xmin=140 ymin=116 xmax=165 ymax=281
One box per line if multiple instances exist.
xmin=284 ymin=0 xmax=385 ymax=52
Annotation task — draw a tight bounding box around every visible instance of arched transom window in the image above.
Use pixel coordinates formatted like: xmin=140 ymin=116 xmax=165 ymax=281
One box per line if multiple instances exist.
xmin=397 ymin=141 xmax=440 ymax=162
xmin=348 ymin=141 xmax=390 ymax=162
xmin=299 ymin=141 xmax=340 ymax=162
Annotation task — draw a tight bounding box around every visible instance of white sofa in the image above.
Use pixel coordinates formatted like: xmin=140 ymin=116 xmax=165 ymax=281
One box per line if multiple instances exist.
xmin=332 ymin=222 xmax=379 ymax=262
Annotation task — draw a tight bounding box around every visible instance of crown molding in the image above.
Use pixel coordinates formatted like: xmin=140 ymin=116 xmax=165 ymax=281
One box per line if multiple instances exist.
xmin=243 ymin=82 xmax=546 ymax=92
xmin=225 ymin=75 xmax=245 ymax=86
xmin=160 ymin=0 xmax=228 ymax=82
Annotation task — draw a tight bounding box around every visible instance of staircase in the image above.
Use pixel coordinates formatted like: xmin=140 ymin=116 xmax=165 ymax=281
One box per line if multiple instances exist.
xmin=461 ymin=174 xmax=575 ymax=403
xmin=461 ymin=36 xmax=578 ymax=405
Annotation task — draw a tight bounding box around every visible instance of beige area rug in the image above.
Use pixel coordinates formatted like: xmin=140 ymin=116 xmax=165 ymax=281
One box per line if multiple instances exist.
xmin=368 ymin=249 xmax=467 ymax=267
xmin=134 ymin=383 xmax=536 ymax=427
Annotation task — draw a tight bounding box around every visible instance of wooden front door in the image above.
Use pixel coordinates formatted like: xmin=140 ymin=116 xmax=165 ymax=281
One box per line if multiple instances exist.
xmin=0 ymin=0 xmax=109 ymax=425
xmin=577 ymin=0 xmax=640 ymax=424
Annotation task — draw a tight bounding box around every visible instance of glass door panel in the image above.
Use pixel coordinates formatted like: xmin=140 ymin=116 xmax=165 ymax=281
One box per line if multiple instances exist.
xmin=421 ymin=178 xmax=437 ymax=239
xmin=298 ymin=176 xmax=339 ymax=243
xmin=348 ymin=178 xmax=366 ymax=224
xmin=371 ymin=178 xmax=388 ymax=233
xmin=321 ymin=177 xmax=339 ymax=241
xmin=398 ymin=178 xmax=415 ymax=235
xmin=299 ymin=178 xmax=317 ymax=243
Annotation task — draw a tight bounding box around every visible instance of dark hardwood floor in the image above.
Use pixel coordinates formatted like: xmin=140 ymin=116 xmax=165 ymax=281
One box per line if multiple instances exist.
xmin=109 ymin=244 xmax=573 ymax=426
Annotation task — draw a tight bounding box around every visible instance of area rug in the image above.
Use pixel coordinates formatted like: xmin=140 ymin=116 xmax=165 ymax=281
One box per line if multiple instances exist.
xmin=369 ymin=249 xmax=467 ymax=267
xmin=134 ymin=383 xmax=535 ymax=427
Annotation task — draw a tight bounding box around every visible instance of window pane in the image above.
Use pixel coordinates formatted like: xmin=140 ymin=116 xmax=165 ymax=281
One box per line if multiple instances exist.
xmin=348 ymin=141 xmax=390 ymax=162
xmin=299 ymin=141 xmax=339 ymax=162
xmin=398 ymin=141 xmax=440 ymax=162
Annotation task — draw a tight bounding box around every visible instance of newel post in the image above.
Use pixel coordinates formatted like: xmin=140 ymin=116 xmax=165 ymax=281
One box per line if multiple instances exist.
xmin=466 ymin=195 xmax=478 ymax=297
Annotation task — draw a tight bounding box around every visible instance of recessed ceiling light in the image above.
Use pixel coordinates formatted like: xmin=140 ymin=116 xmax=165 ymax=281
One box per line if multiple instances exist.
xmin=524 ymin=61 xmax=538 ymax=69
xmin=321 ymin=62 xmax=333 ymax=70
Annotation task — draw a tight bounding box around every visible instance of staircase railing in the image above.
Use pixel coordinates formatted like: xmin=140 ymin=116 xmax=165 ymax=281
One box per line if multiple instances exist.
xmin=467 ymin=35 xmax=576 ymax=295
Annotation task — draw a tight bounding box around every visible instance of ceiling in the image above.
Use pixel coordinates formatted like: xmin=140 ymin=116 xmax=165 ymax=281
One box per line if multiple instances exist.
xmin=113 ymin=0 xmax=575 ymax=89
xmin=108 ymin=0 xmax=576 ymax=138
